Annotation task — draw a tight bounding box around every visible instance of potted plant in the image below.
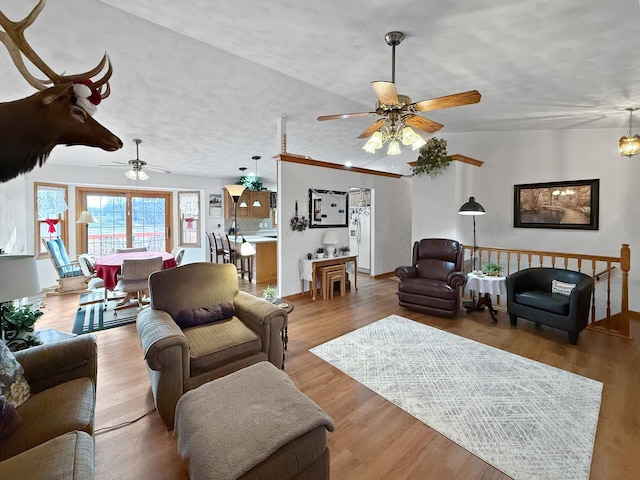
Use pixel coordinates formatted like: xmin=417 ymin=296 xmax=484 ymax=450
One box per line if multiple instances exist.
xmin=263 ymin=286 xmax=277 ymax=303
xmin=483 ymin=262 xmax=504 ymax=277
xmin=1 ymin=303 xmax=43 ymax=351
xmin=316 ymin=247 xmax=325 ymax=259
xmin=411 ymin=137 xmax=451 ymax=178
xmin=339 ymin=245 xmax=350 ymax=255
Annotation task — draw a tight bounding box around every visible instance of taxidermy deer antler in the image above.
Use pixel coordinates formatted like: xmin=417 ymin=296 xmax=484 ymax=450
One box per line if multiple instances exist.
xmin=0 ymin=0 xmax=123 ymax=183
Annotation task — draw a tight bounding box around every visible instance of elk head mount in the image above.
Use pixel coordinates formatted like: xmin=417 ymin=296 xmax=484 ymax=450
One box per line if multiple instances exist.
xmin=0 ymin=0 xmax=123 ymax=183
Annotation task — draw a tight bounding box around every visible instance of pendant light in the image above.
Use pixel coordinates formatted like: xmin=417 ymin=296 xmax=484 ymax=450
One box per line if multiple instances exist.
xmin=251 ymin=155 xmax=261 ymax=207
xmin=238 ymin=167 xmax=248 ymax=207
xmin=619 ymin=108 xmax=640 ymax=157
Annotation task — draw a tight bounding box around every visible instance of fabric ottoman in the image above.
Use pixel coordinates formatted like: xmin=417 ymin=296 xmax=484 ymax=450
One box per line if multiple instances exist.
xmin=174 ymin=361 xmax=335 ymax=480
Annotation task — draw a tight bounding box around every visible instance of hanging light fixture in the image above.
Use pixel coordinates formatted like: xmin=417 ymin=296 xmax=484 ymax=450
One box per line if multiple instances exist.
xmin=238 ymin=168 xmax=248 ymax=207
xmin=125 ymin=139 xmax=150 ymax=181
xmin=251 ymin=155 xmax=261 ymax=207
xmin=619 ymin=108 xmax=640 ymax=157
xmin=362 ymin=116 xmax=427 ymax=156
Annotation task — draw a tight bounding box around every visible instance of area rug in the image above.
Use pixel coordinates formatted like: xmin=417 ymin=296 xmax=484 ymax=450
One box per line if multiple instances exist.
xmin=73 ymin=298 xmax=138 ymax=334
xmin=310 ymin=315 xmax=602 ymax=480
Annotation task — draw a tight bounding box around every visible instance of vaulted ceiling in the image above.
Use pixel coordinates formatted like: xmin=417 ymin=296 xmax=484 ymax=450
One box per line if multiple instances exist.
xmin=2 ymin=0 xmax=640 ymax=183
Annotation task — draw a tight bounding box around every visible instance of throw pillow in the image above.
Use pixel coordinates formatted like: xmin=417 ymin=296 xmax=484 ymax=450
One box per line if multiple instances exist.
xmin=0 ymin=341 xmax=31 ymax=408
xmin=0 ymin=395 xmax=22 ymax=441
xmin=175 ymin=303 xmax=235 ymax=329
xmin=551 ymin=279 xmax=576 ymax=296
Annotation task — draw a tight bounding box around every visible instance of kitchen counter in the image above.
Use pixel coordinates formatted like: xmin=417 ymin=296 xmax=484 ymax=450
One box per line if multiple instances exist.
xmin=233 ymin=236 xmax=277 ymax=283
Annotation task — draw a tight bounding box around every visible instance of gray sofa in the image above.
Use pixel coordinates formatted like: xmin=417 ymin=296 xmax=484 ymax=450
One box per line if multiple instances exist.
xmin=136 ymin=262 xmax=287 ymax=429
xmin=0 ymin=335 xmax=97 ymax=479
xmin=506 ymin=267 xmax=593 ymax=344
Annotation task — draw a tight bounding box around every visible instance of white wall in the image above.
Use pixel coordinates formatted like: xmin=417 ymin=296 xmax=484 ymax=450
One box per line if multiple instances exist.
xmin=411 ymin=128 xmax=640 ymax=310
xmin=277 ymin=160 xmax=412 ymax=298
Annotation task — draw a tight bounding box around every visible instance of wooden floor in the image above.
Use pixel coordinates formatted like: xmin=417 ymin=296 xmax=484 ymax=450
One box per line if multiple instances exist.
xmin=37 ymin=274 xmax=640 ymax=480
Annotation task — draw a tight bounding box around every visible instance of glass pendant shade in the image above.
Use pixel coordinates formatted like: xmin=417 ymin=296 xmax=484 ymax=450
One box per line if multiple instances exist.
xmin=252 ymin=199 xmax=261 ymax=207
xmin=125 ymin=169 xmax=148 ymax=181
xmin=619 ymin=135 xmax=640 ymax=157
xmin=387 ymin=140 xmax=401 ymax=156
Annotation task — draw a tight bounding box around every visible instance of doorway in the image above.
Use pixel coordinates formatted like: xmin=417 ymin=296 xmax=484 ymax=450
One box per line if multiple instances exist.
xmin=348 ymin=187 xmax=372 ymax=275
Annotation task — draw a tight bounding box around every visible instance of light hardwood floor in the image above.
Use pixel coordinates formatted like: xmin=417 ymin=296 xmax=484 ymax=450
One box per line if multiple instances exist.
xmin=36 ymin=274 xmax=640 ymax=480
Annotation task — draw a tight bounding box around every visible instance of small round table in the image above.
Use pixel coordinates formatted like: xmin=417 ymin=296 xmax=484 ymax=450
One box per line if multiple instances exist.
xmin=464 ymin=272 xmax=507 ymax=322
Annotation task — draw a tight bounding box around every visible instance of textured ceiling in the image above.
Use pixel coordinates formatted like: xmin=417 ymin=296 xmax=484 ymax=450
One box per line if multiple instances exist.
xmin=1 ymin=0 xmax=640 ymax=182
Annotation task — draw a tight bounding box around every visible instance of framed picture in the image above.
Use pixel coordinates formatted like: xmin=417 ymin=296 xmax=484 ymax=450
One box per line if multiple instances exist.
xmin=208 ymin=193 xmax=222 ymax=217
xmin=308 ymin=189 xmax=348 ymax=228
xmin=514 ymin=179 xmax=599 ymax=230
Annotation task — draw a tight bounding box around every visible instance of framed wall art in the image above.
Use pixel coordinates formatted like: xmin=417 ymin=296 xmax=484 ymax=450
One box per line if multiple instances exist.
xmin=308 ymin=189 xmax=348 ymax=228
xmin=513 ymin=179 xmax=599 ymax=230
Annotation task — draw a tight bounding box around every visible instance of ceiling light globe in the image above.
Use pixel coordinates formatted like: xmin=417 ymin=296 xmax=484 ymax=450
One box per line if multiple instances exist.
xmin=619 ymin=135 xmax=640 ymax=157
xmin=362 ymin=138 xmax=378 ymax=154
xmin=371 ymin=131 xmax=383 ymax=149
xmin=387 ymin=140 xmax=401 ymax=156
xmin=138 ymin=170 xmax=149 ymax=181
xmin=125 ymin=170 xmax=137 ymax=180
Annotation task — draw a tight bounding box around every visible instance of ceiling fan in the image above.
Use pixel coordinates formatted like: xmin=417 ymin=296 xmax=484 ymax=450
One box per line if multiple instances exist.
xmin=101 ymin=139 xmax=171 ymax=180
xmin=317 ymin=31 xmax=481 ymax=154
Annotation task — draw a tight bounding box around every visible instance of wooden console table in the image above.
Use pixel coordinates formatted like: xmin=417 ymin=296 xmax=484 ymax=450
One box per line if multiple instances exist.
xmin=299 ymin=255 xmax=358 ymax=301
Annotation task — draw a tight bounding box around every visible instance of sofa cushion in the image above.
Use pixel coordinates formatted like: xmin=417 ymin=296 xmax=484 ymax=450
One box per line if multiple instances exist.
xmin=398 ymin=277 xmax=457 ymax=300
xmin=184 ymin=317 xmax=262 ymax=376
xmin=0 ymin=395 xmax=21 ymax=442
xmin=0 ymin=341 xmax=30 ymax=408
xmin=514 ymin=291 xmax=570 ymax=315
xmin=1 ymin=377 xmax=95 ymax=461
xmin=175 ymin=303 xmax=235 ymax=329
xmin=0 ymin=431 xmax=94 ymax=480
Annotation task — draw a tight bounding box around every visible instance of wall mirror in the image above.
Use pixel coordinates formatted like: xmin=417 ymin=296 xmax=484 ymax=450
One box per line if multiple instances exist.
xmin=178 ymin=191 xmax=201 ymax=246
xmin=309 ymin=189 xmax=348 ymax=228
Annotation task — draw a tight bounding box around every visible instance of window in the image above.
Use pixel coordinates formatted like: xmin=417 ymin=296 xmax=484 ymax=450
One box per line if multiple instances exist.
xmin=178 ymin=191 xmax=201 ymax=247
xmin=76 ymin=188 xmax=172 ymax=256
xmin=35 ymin=183 xmax=68 ymax=258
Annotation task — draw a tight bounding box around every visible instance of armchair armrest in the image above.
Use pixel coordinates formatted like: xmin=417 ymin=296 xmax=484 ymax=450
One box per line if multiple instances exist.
xmin=15 ymin=334 xmax=97 ymax=394
xmin=447 ymin=271 xmax=466 ymax=289
xmin=234 ymin=291 xmax=285 ymax=368
xmin=136 ymin=308 xmax=189 ymax=372
xmin=395 ymin=265 xmax=418 ymax=282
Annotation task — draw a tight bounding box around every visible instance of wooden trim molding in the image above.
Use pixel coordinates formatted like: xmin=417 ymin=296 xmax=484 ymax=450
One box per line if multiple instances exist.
xmin=274 ymin=153 xmax=404 ymax=178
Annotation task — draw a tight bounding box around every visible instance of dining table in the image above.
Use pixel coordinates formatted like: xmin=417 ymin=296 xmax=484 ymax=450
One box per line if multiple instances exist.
xmin=94 ymin=251 xmax=177 ymax=290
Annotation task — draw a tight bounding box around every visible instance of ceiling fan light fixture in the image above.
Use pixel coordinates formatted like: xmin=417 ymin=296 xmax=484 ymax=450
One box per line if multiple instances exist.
xmin=387 ymin=140 xmax=401 ymax=156
xmin=619 ymin=108 xmax=640 ymax=157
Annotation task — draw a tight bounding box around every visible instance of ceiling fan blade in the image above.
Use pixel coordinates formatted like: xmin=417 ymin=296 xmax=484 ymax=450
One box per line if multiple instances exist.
xmin=403 ymin=114 xmax=443 ymax=134
xmin=357 ymin=119 xmax=387 ymax=139
xmin=146 ymin=165 xmax=171 ymax=174
xmin=371 ymin=81 xmax=399 ymax=106
xmin=411 ymin=90 xmax=481 ymax=112
xmin=317 ymin=111 xmax=375 ymax=121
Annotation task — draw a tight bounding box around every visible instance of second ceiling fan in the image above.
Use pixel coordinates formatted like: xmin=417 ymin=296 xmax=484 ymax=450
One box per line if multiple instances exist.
xmin=317 ymin=31 xmax=481 ymax=154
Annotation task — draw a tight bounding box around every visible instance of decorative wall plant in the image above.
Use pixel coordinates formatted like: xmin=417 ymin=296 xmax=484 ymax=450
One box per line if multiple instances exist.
xmin=411 ymin=137 xmax=450 ymax=178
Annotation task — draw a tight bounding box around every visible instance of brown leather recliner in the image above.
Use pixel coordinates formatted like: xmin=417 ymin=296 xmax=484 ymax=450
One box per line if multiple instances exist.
xmin=395 ymin=238 xmax=466 ymax=317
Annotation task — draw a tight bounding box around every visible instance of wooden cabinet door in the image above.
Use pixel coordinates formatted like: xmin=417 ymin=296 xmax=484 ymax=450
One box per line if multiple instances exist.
xmin=250 ymin=191 xmax=271 ymax=218
xmin=224 ymin=188 xmax=251 ymax=218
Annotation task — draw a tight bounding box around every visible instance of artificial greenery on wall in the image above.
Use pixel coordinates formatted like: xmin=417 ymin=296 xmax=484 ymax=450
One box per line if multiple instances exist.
xmin=411 ymin=137 xmax=450 ymax=178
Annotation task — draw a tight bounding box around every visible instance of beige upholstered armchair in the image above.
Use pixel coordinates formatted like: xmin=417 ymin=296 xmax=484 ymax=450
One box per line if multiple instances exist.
xmin=136 ymin=262 xmax=287 ymax=429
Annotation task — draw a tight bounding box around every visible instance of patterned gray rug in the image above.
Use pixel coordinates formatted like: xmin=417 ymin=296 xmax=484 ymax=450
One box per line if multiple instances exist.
xmin=310 ymin=315 xmax=602 ymax=480
xmin=73 ymin=294 xmax=138 ymax=334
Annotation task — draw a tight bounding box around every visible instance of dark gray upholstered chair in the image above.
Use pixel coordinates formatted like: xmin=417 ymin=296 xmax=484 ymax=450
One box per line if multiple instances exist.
xmin=506 ymin=267 xmax=593 ymax=344
xmin=395 ymin=238 xmax=466 ymax=317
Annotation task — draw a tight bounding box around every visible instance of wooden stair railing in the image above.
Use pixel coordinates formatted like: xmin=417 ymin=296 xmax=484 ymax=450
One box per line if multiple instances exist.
xmin=461 ymin=243 xmax=633 ymax=339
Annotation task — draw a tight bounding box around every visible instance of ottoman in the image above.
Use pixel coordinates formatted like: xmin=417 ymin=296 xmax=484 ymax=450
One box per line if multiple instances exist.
xmin=174 ymin=362 xmax=335 ymax=480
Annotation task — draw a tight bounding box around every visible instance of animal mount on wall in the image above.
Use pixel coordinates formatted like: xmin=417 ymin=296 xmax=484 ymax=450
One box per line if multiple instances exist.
xmin=0 ymin=0 xmax=123 ymax=183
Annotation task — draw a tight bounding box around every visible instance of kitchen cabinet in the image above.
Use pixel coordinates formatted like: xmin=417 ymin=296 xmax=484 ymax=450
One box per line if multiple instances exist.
xmin=224 ymin=189 xmax=272 ymax=219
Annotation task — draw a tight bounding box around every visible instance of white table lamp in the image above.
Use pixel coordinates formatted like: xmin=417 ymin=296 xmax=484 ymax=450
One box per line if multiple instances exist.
xmin=322 ymin=230 xmax=339 ymax=257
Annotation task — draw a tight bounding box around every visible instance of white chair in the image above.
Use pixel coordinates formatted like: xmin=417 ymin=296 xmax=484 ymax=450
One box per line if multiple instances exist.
xmin=171 ymin=247 xmax=186 ymax=266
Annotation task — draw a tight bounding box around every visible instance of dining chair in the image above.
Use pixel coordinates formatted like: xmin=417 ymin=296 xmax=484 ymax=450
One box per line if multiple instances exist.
xmin=115 ymin=256 xmax=163 ymax=310
xmin=171 ymin=247 xmax=185 ymax=266
xmin=77 ymin=254 xmax=107 ymax=305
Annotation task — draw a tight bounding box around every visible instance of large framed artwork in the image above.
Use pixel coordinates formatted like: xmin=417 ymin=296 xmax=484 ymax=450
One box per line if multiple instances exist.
xmin=513 ymin=179 xmax=599 ymax=230
xmin=308 ymin=189 xmax=348 ymax=228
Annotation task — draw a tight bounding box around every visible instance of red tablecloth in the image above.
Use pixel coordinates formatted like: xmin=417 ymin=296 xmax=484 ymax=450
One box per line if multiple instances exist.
xmin=95 ymin=251 xmax=177 ymax=290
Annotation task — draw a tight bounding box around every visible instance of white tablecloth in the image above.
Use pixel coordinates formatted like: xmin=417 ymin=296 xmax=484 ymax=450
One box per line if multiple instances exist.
xmin=466 ymin=273 xmax=507 ymax=296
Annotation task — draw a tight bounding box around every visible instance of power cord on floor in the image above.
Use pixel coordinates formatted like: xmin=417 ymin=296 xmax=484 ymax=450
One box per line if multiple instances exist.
xmin=95 ymin=408 xmax=156 ymax=434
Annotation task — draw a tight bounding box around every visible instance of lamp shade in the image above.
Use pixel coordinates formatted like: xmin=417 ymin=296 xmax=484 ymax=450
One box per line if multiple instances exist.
xmin=76 ymin=211 xmax=98 ymax=224
xmin=458 ymin=196 xmax=486 ymax=216
xmin=240 ymin=241 xmax=256 ymax=256
xmin=322 ymin=230 xmax=339 ymax=245
xmin=224 ymin=184 xmax=246 ymax=200
xmin=0 ymin=255 xmax=40 ymax=303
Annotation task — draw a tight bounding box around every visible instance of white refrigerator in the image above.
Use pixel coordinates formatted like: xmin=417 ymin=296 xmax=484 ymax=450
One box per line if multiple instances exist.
xmin=349 ymin=206 xmax=370 ymax=273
